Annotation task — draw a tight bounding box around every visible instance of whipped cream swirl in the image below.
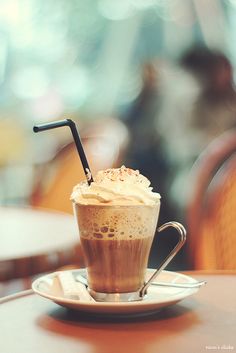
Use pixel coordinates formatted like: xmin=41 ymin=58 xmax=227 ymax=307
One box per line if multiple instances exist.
xmin=71 ymin=166 xmax=161 ymax=205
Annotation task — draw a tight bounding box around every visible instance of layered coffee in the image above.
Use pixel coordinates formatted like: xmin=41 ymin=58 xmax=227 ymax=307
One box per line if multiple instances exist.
xmin=73 ymin=203 xmax=159 ymax=293
xmin=71 ymin=166 xmax=161 ymax=295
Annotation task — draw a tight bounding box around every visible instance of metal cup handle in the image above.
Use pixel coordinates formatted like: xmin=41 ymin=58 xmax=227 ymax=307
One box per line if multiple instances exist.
xmin=139 ymin=221 xmax=186 ymax=298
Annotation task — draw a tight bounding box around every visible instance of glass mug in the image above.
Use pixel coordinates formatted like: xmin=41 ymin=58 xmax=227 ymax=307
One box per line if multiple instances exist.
xmin=73 ymin=202 xmax=186 ymax=302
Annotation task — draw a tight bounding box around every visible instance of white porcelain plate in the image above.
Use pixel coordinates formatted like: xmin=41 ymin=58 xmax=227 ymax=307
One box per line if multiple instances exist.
xmin=32 ymin=269 xmax=199 ymax=315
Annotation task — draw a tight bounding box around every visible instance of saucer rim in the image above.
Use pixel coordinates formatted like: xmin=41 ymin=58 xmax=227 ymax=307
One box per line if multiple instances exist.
xmin=32 ymin=269 xmax=199 ymax=313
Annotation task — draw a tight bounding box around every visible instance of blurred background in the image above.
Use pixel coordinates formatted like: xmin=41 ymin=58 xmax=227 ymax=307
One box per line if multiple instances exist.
xmin=1 ymin=0 xmax=236 ymax=270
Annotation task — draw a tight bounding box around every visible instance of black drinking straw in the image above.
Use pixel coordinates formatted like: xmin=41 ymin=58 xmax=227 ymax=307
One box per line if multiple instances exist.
xmin=33 ymin=119 xmax=94 ymax=185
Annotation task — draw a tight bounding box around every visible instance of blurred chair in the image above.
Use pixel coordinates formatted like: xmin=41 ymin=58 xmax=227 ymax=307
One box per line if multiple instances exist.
xmin=30 ymin=118 xmax=129 ymax=214
xmin=186 ymin=129 xmax=236 ymax=269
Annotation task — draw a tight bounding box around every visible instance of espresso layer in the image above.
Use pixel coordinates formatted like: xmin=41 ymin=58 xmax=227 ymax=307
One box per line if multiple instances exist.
xmin=81 ymin=236 xmax=153 ymax=293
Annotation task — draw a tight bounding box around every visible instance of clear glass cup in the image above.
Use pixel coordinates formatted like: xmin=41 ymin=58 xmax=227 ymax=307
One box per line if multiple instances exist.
xmin=73 ymin=202 xmax=186 ymax=302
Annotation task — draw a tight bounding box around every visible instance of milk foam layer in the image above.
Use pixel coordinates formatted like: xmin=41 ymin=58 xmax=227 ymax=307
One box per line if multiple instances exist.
xmin=71 ymin=166 xmax=161 ymax=206
xmin=74 ymin=204 xmax=159 ymax=240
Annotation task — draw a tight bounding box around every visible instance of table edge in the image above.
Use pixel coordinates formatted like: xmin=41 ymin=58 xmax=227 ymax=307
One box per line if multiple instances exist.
xmin=182 ymin=270 xmax=236 ymax=275
xmin=0 ymin=289 xmax=34 ymax=304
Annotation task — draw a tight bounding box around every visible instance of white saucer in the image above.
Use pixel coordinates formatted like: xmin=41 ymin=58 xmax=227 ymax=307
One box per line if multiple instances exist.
xmin=32 ymin=269 xmax=199 ymax=315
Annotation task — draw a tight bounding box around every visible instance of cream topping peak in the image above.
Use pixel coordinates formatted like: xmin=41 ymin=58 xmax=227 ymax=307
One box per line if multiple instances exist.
xmin=94 ymin=166 xmax=150 ymax=186
xmin=71 ymin=166 xmax=161 ymax=205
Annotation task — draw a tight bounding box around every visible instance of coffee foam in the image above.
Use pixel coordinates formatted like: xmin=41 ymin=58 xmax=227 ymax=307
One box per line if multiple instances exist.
xmin=75 ymin=204 xmax=160 ymax=240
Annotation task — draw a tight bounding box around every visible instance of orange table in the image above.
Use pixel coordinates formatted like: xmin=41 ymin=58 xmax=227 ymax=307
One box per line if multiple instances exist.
xmin=0 ymin=272 xmax=235 ymax=353
xmin=0 ymin=207 xmax=83 ymax=281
